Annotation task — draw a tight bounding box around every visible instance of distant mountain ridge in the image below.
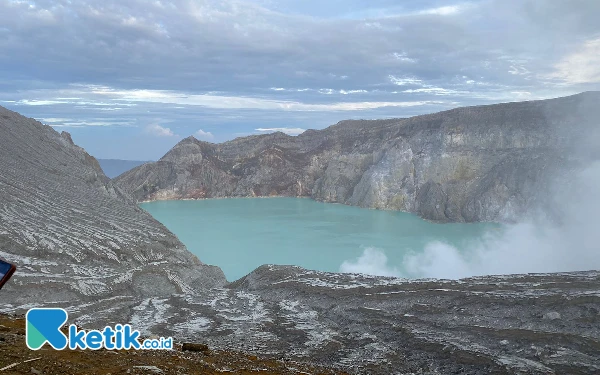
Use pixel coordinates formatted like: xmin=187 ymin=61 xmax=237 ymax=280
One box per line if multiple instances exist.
xmin=115 ymin=92 xmax=600 ymax=223
xmin=98 ymin=159 xmax=152 ymax=178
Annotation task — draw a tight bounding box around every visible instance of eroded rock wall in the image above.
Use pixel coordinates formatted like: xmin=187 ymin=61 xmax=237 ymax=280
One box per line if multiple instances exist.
xmin=115 ymin=92 xmax=600 ymax=222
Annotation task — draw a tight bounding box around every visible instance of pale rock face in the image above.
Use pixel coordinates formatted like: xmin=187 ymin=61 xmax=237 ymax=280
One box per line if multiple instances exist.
xmin=348 ymin=139 xmax=417 ymax=211
xmin=115 ymin=92 xmax=600 ymax=223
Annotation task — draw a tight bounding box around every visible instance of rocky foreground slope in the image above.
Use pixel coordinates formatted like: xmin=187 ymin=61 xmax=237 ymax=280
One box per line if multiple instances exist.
xmin=0 ymin=315 xmax=346 ymax=375
xmin=0 ymin=103 xmax=599 ymax=374
xmin=0 ymin=105 xmax=226 ymax=307
xmin=115 ymin=92 xmax=600 ymax=223
xmin=7 ymin=266 xmax=599 ymax=374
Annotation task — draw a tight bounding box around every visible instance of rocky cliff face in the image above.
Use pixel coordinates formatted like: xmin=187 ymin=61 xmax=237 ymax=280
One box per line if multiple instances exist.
xmin=0 ymin=105 xmax=226 ymax=309
xmin=115 ymin=92 xmax=600 ymax=223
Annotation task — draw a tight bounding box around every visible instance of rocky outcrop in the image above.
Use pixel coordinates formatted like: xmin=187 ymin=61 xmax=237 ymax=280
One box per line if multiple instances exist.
xmin=0 ymin=105 xmax=226 ymax=309
xmin=115 ymin=92 xmax=600 ymax=222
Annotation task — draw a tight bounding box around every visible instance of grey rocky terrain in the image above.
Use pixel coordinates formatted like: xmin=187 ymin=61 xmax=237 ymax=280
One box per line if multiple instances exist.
xmin=8 ymin=266 xmax=600 ymax=374
xmin=0 ymin=101 xmax=599 ymax=374
xmin=115 ymin=92 xmax=600 ymax=223
xmin=0 ymin=105 xmax=226 ymax=307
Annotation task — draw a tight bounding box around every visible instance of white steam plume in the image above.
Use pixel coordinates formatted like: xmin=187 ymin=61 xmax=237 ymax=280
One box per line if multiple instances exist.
xmin=340 ymin=247 xmax=400 ymax=277
xmin=341 ymin=162 xmax=600 ymax=279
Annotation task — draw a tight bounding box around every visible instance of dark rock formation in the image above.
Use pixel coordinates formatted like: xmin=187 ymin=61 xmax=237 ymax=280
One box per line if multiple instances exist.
xmin=115 ymin=92 xmax=600 ymax=222
xmin=0 ymin=105 xmax=226 ymax=308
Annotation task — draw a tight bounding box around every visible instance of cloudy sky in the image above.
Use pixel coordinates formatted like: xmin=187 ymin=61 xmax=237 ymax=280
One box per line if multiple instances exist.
xmin=1 ymin=0 xmax=599 ymax=160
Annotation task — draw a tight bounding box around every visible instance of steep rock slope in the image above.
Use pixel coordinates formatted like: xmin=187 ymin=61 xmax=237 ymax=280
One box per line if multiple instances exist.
xmin=0 ymin=106 xmax=226 ymax=309
xmin=115 ymin=92 xmax=600 ymax=222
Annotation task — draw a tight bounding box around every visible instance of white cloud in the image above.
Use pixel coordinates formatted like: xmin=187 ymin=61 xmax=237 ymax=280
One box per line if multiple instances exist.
xmin=392 ymin=52 xmax=417 ymax=63
xmin=403 ymin=87 xmax=466 ymax=96
xmin=16 ymin=99 xmax=70 ymax=106
xmin=255 ymin=127 xmax=306 ymax=135
xmin=2 ymin=84 xmax=445 ymax=117
xmin=39 ymin=117 xmax=71 ymax=123
xmin=508 ymin=65 xmax=530 ymax=76
xmin=39 ymin=117 xmax=134 ymax=127
xmin=339 ymin=89 xmax=368 ymax=95
xmin=549 ymin=37 xmax=600 ymax=84
xmin=145 ymin=123 xmax=175 ymax=137
xmin=195 ymin=129 xmax=214 ymax=140
xmin=416 ymin=5 xmax=466 ymax=16
xmin=49 ymin=121 xmax=130 ymax=127
xmin=318 ymin=88 xmax=335 ymax=95
xmin=269 ymin=87 xmax=314 ymax=93
xmin=65 ymin=85 xmax=438 ymax=111
xmin=389 ymin=75 xmax=422 ymax=86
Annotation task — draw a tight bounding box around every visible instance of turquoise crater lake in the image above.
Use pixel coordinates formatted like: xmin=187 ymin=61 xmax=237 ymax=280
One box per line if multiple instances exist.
xmin=141 ymin=198 xmax=500 ymax=281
